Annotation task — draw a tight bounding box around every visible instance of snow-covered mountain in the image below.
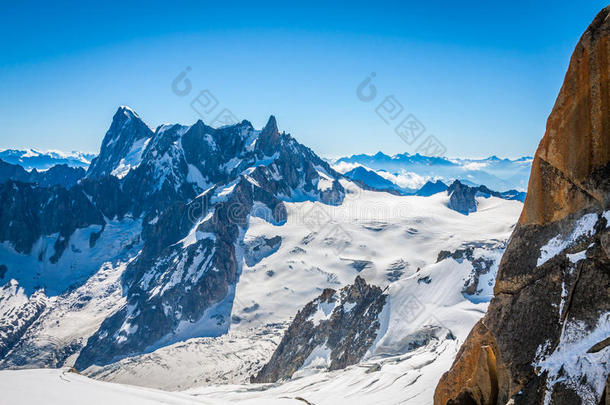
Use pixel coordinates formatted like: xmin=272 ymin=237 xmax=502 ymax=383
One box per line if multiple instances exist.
xmin=0 ymin=149 xmax=95 ymax=171
xmin=334 ymin=151 xmax=533 ymax=192
xmin=0 ymin=106 xmax=523 ymax=404
xmin=0 ymin=106 xmax=344 ymax=368
xmin=0 ymin=189 xmax=521 ymax=402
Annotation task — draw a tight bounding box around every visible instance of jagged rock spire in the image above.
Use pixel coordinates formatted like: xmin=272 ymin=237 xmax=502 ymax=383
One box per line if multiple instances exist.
xmin=258 ymin=115 xmax=281 ymax=156
xmin=521 ymin=7 xmax=610 ymax=225
xmin=87 ymin=106 xmax=153 ymax=178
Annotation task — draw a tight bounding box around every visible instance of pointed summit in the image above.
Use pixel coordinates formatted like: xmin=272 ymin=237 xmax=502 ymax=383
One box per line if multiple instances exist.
xmin=258 ymin=115 xmax=281 ymax=155
xmin=117 ymin=105 xmax=139 ymax=118
xmin=521 ymin=6 xmax=610 ymax=225
xmin=263 ymin=115 xmax=278 ymax=132
xmin=87 ymin=106 xmax=154 ymax=178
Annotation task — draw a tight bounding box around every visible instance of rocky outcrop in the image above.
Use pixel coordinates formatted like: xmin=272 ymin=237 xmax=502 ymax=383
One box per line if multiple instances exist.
xmin=31 ymin=164 xmax=86 ymax=188
xmin=251 ymin=276 xmax=387 ymax=383
xmin=87 ymin=106 xmax=154 ymax=179
xmin=435 ymin=7 xmax=610 ymax=405
xmin=0 ymin=181 xmax=105 ymax=258
xmin=521 ymin=8 xmax=610 ymax=226
xmin=437 ymin=241 xmax=506 ymax=297
xmin=447 ymin=180 xmax=479 ymax=214
xmin=447 ymin=180 xmax=526 ymax=215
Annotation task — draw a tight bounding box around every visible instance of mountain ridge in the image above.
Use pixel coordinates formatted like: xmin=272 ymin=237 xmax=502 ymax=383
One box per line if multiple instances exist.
xmin=0 ymin=106 xmax=349 ymax=370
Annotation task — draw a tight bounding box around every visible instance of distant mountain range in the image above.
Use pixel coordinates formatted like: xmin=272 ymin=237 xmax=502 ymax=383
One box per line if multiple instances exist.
xmin=0 ymin=149 xmax=95 ymax=171
xmin=0 ymin=148 xmax=531 ymax=195
xmin=342 ymin=164 xmax=526 ymax=203
xmin=333 ymin=151 xmax=533 ymax=193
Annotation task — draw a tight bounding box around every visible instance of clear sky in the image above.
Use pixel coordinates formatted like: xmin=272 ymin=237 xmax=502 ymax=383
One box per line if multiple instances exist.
xmin=0 ymin=1 xmax=606 ymax=158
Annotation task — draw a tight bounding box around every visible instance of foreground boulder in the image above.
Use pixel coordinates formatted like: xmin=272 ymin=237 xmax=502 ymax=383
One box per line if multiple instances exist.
xmin=435 ymin=7 xmax=610 ymax=405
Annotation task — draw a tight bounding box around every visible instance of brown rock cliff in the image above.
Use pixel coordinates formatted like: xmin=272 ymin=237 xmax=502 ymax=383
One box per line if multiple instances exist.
xmin=435 ymin=7 xmax=610 ymax=405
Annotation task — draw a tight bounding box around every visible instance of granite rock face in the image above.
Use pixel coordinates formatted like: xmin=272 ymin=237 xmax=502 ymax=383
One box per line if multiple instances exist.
xmin=437 ymin=241 xmax=506 ymax=298
xmin=447 ymin=180 xmax=479 ymax=214
xmin=521 ymin=8 xmax=610 ymax=226
xmin=251 ymin=276 xmax=387 ymax=383
xmin=435 ymin=7 xmax=610 ymax=405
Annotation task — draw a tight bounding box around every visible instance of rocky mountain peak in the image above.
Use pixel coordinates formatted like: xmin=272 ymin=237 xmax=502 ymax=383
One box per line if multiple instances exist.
xmin=521 ymin=6 xmax=610 ymax=226
xmin=117 ymin=105 xmax=140 ymax=119
xmin=258 ymin=115 xmax=281 ymax=155
xmin=435 ymin=7 xmax=610 ymax=404
xmin=87 ymin=106 xmax=154 ymax=179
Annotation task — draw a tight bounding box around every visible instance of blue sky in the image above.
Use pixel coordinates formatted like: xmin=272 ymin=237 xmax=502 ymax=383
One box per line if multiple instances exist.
xmin=0 ymin=1 xmax=606 ymax=158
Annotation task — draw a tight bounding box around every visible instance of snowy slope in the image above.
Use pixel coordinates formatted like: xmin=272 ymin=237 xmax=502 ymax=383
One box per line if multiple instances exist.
xmin=230 ymin=180 xmax=519 ymax=331
xmin=85 ymin=323 xmax=286 ymax=391
xmin=0 ymin=183 xmax=521 ymax=404
xmin=0 ymin=109 xmax=525 ymax=404
xmin=79 ymin=180 xmax=521 ymax=396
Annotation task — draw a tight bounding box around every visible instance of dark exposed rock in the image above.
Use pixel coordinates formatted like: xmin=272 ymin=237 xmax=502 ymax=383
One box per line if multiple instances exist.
xmin=447 ymin=181 xmax=479 ymax=215
xmin=0 ymin=103 xmax=349 ymax=371
xmin=251 ymin=276 xmax=387 ymax=383
xmin=416 ymin=180 xmax=448 ymax=196
xmin=0 ymin=159 xmax=30 ymax=184
xmin=417 ymin=276 xmax=431 ymax=284
xmin=385 ymin=259 xmax=409 ymax=282
xmin=87 ymin=106 xmax=154 ymax=179
xmin=0 ymin=159 xmax=86 ymax=189
xmin=290 ymin=246 xmax=306 ymax=254
xmin=0 ymin=181 xmax=105 ymax=257
xmin=30 ymin=164 xmax=86 ymax=189
xmin=446 ymin=180 xmax=525 ymax=215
